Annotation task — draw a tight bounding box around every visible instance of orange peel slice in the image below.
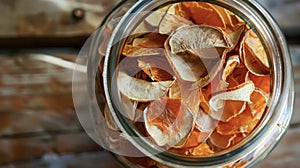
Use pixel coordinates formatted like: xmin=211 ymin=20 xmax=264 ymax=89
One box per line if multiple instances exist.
xmin=207 ymin=75 xmax=247 ymax=122
xmin=232 ymin=133 xmax=246 ymax=146
xmin=195 ymin=109 xmax=217 ymax=132
xmin=246 ymin=72 xmax=271 ymax=95
xmin=240 ymin=29 xmax=269 ymax=75
xmin=168 ymin=142 xmax=214 ymax=156
xmin=188 ymin=142 xmax=214 ymax=156
xmin=182 ymin=84 xmax=201 ymax=114
xmin=249 ymin=89 xmax=268 ymax=120
xmin=231 ymin=66 xmax=249 ymax=84
xmin=169 ymin=82 xmax=181 ymax=99
xmin=159 ymin=3 xmax=193 ymax=35
xmin=244 ymin=30 xmax=269 ymax=68
xmin=132 ymin=33 xmax=167 ymax=48
xmin=209 ymin=130 xmax=236 ymax=149
xmin=132 ymin=5 xmax=170 ymax=35
xmin=165 ymin=45 xmax=227 ymax=87
xmin=144 ymin=98 xmax=194 ymax=147
xmin=209 ymin=81 xmax=255 ymax=112
xmin=168 ymin=25 xmax=230 ymax=59
xmin=199 ymin=87 xmax=211 ymax=114
xmin=227 ymin=24 xmax=245 ymax=50
xmin=168 ymin=82 xmax=201 ymax=114
xmin=145 ymin=6 xmax=170 ymax=28
xmin=117 ymin=72 xmax=174 ymax=102
xmin=164 ymin=51 xmax=208 ymax=82
xmin=132 ymin=21 xmax=156 ymax=35
xmin=180 ymin=128 xmax=211 ymax=149
xmin=222 ymin=55 xmax=240 ymax=81
xmin=182 ymin=2 xmax=226 ymax=29
xmin=216 ymin=105 xmax=260 ymax=135
xmin=167 ymin=2 xmax=191 ymax=20
xmin=198 ymin=74 xmax=239 ymax=116
xmin=122 ymin=44 xmax=164 ymax=57
xmin=137 ymin=55 xmax=174 ymax=81
xmin=210 ymin=100 xmax=246 ymax=122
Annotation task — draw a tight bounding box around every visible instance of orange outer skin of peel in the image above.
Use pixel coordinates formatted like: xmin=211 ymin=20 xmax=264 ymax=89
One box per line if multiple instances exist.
xmin=182 ymin=2 xmax=226 ymax=29
xmin=216 ymin=105 xmax=260 ymax=135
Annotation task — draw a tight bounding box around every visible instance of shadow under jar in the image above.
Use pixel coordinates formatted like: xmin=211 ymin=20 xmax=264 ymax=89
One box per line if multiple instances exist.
xmin=90 ymin=0 xmax=294 ymax=167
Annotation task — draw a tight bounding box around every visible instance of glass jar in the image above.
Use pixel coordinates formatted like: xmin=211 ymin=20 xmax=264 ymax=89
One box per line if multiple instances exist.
xmin=73 ymin=0 xmax=294 ymax=167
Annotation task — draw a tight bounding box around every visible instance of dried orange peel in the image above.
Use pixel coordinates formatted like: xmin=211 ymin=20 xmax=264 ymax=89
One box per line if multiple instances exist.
xmin=216 ymin=105 xmax=260 ymax=136
xmin=137 ymin=55 xmax=174 ymax=81
xmin=209 ymin=81 xmax=255 ymax=112
xmin=182 ymin=2 xmax=226 ymax=29
xmin=168 ymin=25 xmax=231 ymax=59
xmin=159 ymin=3 xmax=193 ymax=35
xmin=117 ymin=72 xmax=174 ymax=101
xmin=105 ymin=1 xmax=272 ymax=157
xmin=144 ymin=98 xmax=194 ymax=147
xmin=240 ymin=29 xmax=269 ymax=75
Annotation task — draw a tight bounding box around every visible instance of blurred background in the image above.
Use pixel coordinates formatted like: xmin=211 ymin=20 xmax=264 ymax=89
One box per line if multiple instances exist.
xmin=0 ymin=0 xmax=299 ymax=167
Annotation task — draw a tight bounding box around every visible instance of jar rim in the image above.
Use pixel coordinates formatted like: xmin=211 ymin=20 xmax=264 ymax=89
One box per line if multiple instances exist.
xmin=102 ymin=0 xmax=294 ymax=167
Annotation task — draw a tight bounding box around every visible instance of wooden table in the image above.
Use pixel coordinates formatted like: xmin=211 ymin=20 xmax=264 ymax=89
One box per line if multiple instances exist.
xmin=0 ymin=0 xmax=299 ymax=167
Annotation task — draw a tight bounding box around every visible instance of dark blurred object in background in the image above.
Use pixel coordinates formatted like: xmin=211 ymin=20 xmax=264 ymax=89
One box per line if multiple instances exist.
xmin=0 ymin=0 xmax=119 ymax=48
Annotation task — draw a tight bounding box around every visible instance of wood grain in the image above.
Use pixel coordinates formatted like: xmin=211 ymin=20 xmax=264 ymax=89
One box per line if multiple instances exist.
xmin=0 ymin=133 xmax=102 ymax=164
xmin=0 ymin=0 xmax=299 ymax=167
xmin=0 ymin=51 xmax=100 ymax=164
xmin=0 ymin=0 xmax=120 ymax=37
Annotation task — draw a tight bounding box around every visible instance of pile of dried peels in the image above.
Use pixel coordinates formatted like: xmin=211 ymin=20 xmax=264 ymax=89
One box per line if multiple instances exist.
xmin=105 ymin=2 xmax=271 ymax=157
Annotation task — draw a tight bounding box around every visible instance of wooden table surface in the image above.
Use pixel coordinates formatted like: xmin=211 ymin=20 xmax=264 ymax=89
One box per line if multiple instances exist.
xmin=0 ymin=1 xmax=299 ymax=167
